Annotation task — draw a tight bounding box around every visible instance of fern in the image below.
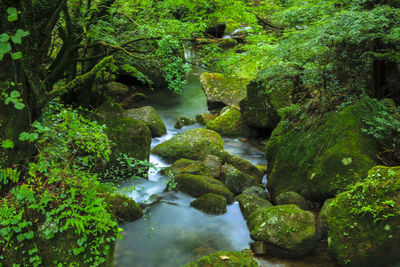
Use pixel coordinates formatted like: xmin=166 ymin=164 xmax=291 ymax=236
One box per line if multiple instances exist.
xmin=0 ymin=168 xmax=20 ymax=190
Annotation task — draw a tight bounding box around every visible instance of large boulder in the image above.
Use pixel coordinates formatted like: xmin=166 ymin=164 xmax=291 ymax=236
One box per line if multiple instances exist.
xmin=206 ymin=106 xmax=253 ymax=137
xmin=174 ymin=173 xmax=234 ymax=203
xmin=174 ymin=115 xmax=196 ymax=129
xmin=184 ymin=250 xmax=258 ymax=267
xmin=103 ymin=82 xmax=130 ymax=103
xmin=105 ymin=193 xmax=143 ymax=223
xmin=326 ymin=166 xmax=400 ymax=266
xmin=196 ymin=113 xmax=217 ymax=125
xmin=190 ymin=193 xmax=227 ymax=214
xmin=221 ymin=164 xmax=256 ymax=195
xmin=163 ymin=158 xmax=213 ymax=177
xmin=242 ymin=186 xmax=269 ymax=200
xmin=237 ymin=193 xmax=273 ymax=220
xmin=97 ymin=101 xmax=151 ymax=161
xmin=124 ymin=106 xmax=166 ymax=137
xmin=265 ymin=102 xmax=379 ymax=201
xmin=274 ymin=191 xmax=311 ymax=211
xmin=200 ymin=72 xmax=249 ymax=111
xmin=152 ymin=128 xmax=224 ymax=162
xmin=248 ymin=205 xmax=317 ymax=257
xmin=240 ymin=66 xmax=294 ymax=130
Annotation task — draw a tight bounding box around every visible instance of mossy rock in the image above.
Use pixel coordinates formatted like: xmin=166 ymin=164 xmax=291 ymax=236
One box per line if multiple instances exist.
xmin=236 ymin=193 xmax=273 ymax=220
xmin=221 ymin=164 xmax=256 ymax=195
xmin=104 ymin=82 xmax=130 ymax=103
xmin=174 ymin=115 xmax=197 ymax=129
xmin=152 ymin=128 xmax=224 ymax=162
xmin=274 ymin=191 xmax=311 ymax=211
xmin=240 ymin=67 xmax=295 ymax=130
xmin=200 ymin=72 xmax=249 ymax=108
xmin=206 ymin=106 xmax=253 ymax=137
xmin=218 ymin=38 xmax=238 ymax=49
xmin=190 ymin=193 xmax=227 ymax=214
xmin=184 ymin=249 xmax=258 ymax=267
xmin=97 ymin=101 xmax=152 ymax=161
xmin=242 ymin=186 xmax=269 ymax=200
xmin=203 ymin=155 xmax=222 ymax=179
xmin=163 ymin=158 xmax=210 ymax=177
xmin=196 ymin=113 xmax=217 ymax=125
xmin=326 ymin=166 xmax=400 ymax=266
xmin=124 ymin=106 xmax=166 ymax=137
xmin=105 ymin=193 xmax=143 ymax=223
xmin=248 ymin=204 xmax=317 ymax=257
xmin=174 ymin=173 xmax=234 ymax=204
xmin=265 ymin=102 xmax=380 ymax=201
xmin=316 ymin=198 xmax=334 ymax=240
xmin=222 ymin=152 xmax=264 ymax=184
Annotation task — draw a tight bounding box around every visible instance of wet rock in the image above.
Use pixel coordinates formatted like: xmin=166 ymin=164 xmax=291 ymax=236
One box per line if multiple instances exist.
xmin=163 ymin=158 xmax=210 ymax=177
xmin=221 ymin=164 xmax=256 ymax=195
xmin=237 ymin=193 xmax=273 ymax=220
xmin=248 ymin=205 xmax=317 ymax=257
xmin=152 ymin=128 xmax=224 ymax=162
xmin=242 ymin=186 xmax=269 ymax=200
xmin=206 ymin=106 xmax=253 ymax=137
xmin=326 ymin=166 xmax=400 ymax=267
xmin=124 ymin=106 xmax=166 ymax=137
xmin=222 ymin=152 xmax=264 ymax=184
xmin=274 ymin=191 xmax=311 ymax=211
xmin=195 ymin=113 xmax=217 ymax=125
xmin=184 ymin=249 xmax=259 ymax=267
xmin=251 ymin=241 xmax=267 ymax=256
xmin=190 ymin=193 xmax=227 ymax=214
xmin=105 ymin=193 xmax=143 ymax=223
xmin=174 ymin=173 xmax=234 ymax=203
xmin=174 ymin=115 xmax=196 ymax=129
xmin=202 ymin=155 xmax=222 ymax=179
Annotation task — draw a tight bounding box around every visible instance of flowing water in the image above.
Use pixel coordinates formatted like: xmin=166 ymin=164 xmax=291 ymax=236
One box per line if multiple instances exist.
xmin=114 ymin=49 xmax=337 ymax=267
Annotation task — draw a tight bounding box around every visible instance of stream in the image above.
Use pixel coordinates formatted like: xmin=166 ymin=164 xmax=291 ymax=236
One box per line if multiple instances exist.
xmin=113 ymin=49 xmax=337 ymax=267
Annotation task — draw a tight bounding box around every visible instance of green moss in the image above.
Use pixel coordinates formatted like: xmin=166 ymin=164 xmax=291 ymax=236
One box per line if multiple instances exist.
xmin=163 ymin=159 xmax=209 ymax=176
xmin=326 ymin=166 xmax=400 ymax=266
xmin=184 ymin=250 xmax=259 ymax=267
xmin=274 ymin=191 xmax=310 ymax=211
xmin=196 ymin=113 xmax=217 ymax=125
xmin=247 ymin=205 xmax=317 ymax=257
xmin=105 ymin=193 xmax=143 ymax=223
xmin=206 ymin=106 xmax=252 ymax=137
xmin=222 ymin=152 xmax=264 ymax=184
xmin=152 ymin=128 xmax=224 ymax=162
xmin=124 ymin=106 xmax=166 ymax=137
xmin=236 ymin=193 xmax=273 ymax=220
xmin=221 ymin=164 xmax=256 ymax=195
xmin=174 ymin=173 xmax=234 ymax=203
xmin=190 ymin=193 xmax=227 ymax=214
xmin=266 ymin=102 xmax=380 ymax=201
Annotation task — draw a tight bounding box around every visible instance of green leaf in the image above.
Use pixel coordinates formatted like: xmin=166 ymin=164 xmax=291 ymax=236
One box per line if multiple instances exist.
xmin=12 ymin=30 xmax=30 ymax=44
xmin=341 ymin=157 xmax=353 ymax=166
xmin=17 ymin=233 xmax=25 ymax=242
xmin=11 ymin=52 xmax=22 ymax=60
xmin=0 ymin=42 xmax=12 ymax=60
xmin=2 ymin=139 xmax=14 ymax=149
xmin=0 ymin=33 xmax=10 ymax=43
xmin=19 ymin=132 xmax=38 ymax=142
xmin=7 ymin=7 xmax=18 ymax=22
xmin=24 ymin=231 xmax=34 ymax=240
xmin=14 ymin=102 xmax=25 ymax=110
xmin=10 ymin=90 xmax=20 ymax=98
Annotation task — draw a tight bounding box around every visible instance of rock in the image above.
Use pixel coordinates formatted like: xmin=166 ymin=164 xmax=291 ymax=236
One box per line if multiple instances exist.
xmin=174 ymin=173 xmax=234 ymax=203
xmin=326 ymin=166 xmax=400 ymax=266
xmin=200 ymin=72 xmax=249 ymax=111
xmin=174 ymin=115 xmax=196 ymax=129
xmin=196 ymin=113 xmax=217 ymax=125
xmin=237 ymin=193 xmax=273 ymax=220
xmin=251 ymin=241 xmax=267 ymax=256
xmin=190 ymin=193 xmax=227 ymax=214
xmin=248 ymin=205 xmax=317 ymax=257
xmin=202 ymin=155 xmax=222 ymax=179
xmin=274 ymin=191 xmax=311 ymax=211
xmin=218 ymin=38 xmax=237 ymax=49
xmin=124 ymin=106 xmax=166 ymax=137
xmin=104 ymin=82 xmax=130 ymax=102
xmin=105 ymin=193 xmax=143 ymax=223
xmin=163 ymin=158 xmax=211 ymax=177
xmin=221 ymin=164 xmax=256 ymax=195
xmin=316 ymin=198 xmax=334 ymax=240
xmin=222 ymin=152 xmax=264 ymax=183
xmin=184 ymin=250 xmax=258 ymax=267
xmin=97 ymin=101 xmax=152 ymax=162
xmin=240 ymin=66 xmax=294 ymax=130
xmin=204 ymin=23 xmax=226 ymax=38
xmin=266 ymin=102 xmax=379 ymax=201
xmin=206 ymin=106 xmax=253 ymax=137
xmin=242 ymin=186 xmax=269 ymax=200
xmin=152 ymin=128 xmax=224 ymax=162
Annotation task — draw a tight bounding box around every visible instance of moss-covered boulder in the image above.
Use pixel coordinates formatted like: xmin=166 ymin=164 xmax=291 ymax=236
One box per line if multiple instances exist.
xmin=184 ymin=250 xmax=258 ymax=267
xmin=152 ymin=128 xmax=224 ymax=162
xmin=174 ymin=173 xmax=234 ymax=203
xmin=240 ymin=67 xmax=294 ymax=130
xmin=206 ymin=106 xmax=253 ymax=137
xmin=248 ymin=205 xmax=317 ymax=257
xmin=97 ymin=101 xmax=151 ymax=161
xmin=190 ymin=193 xmax=227 ymax=214
xmin=222 ymin=152 xmax=264 ymax=184
xmin=104 ymin=82 xmax=130 ymax=103
xmin=242 ymin=186 xmax=269 ymax=200
xmin=196 ymin=113 xmax=217 ymax=125
xmin=316 ymin=198 xmax=334 ymax=240
xmin=163 ymin=158 xmax=210 ymax=177
xmin=124 ymin=106 xmax=166 ymax=137
xmin=203 ymin=155 xmax=222 ymax=179
xmin=326 ymin=166 xmax=400 ymax=266
xmin=105 ymin=193 xmax=143 ymax=223
xmin=265 ymin=103 xmax=379 ymax=201
xmin=174 ymin=115 xmax=197 ymax=129
xmin=237 ymin=193 xmax=273 ymax=220
xmin=274 ymin=191 xmax=311 ymax=211
xmin=218 ymin=38 xmax=238 ymax=49
xmin=221 ymin=164 xmax=256 ymax=195
xmin=200 ymin=72 xmax=249 ymax=110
